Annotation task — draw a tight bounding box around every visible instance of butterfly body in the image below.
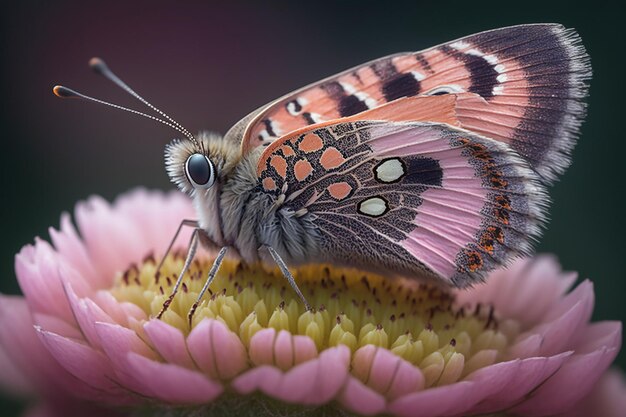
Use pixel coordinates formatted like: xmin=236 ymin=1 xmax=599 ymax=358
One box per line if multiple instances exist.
xmin=54 ymin=24 xmax=590 ymax=312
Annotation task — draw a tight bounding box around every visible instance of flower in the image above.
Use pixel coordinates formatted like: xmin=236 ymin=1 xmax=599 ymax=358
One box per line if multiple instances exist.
xmin=0 ymin=189 xmax=623 ymax=417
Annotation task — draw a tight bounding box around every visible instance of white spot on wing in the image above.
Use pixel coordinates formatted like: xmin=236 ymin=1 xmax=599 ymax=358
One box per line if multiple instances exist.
xmin=270 ymin=120 xmax=283 ymax=136
xmin=411 ymin=70 xmax=425 ymax=81
xmin=287 ymin=103 xmax=299 ymax=116
xmin=358 ymin=197 xmax=388 ymax=217
xmin=496 ymin=73 xmax=508 ymax=83
xmin=375 ymin=158 xmax=405 ymax=183
xmin=339 ymin=82 xmax=356 ymax=94
xmin=492 ymin=85 xmax=504 ymax=95
xmin=483 ymin=54 xmax=498 ymax=65
xmin=287 ymin=97 xmax=308 ymax=116
xmin=308 ymin=113 xmax=323 ymax=123
xmin=450 ymin=41 xmax=470 ymax=50
xmin=340 ymin=82 xmax=377 ymax=109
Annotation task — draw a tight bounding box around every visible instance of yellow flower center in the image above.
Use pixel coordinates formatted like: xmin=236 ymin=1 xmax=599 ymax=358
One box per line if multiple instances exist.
xmin=110 ymin=254 xmax=520 ymax=387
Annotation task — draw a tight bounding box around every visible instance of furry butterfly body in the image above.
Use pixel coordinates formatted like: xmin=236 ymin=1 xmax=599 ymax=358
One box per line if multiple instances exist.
xmin=55 ymin=23 xmax=590 ymax=316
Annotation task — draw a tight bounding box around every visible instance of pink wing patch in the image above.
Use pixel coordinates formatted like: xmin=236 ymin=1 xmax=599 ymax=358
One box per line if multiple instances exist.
xmin=240 ymin=24 xmax=589 ymax=183
xmin=257 ymin=121 xmax=546 ymax=287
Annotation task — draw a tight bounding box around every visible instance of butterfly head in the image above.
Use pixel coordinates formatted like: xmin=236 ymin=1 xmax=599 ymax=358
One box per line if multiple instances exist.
xmin=164 ymin=132 xmax=240 ymax=196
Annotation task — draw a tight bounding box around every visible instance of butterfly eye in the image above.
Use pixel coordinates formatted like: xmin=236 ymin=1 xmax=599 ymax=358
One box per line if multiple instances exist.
xmin=184 ymin=153 xmax=215 ymax=188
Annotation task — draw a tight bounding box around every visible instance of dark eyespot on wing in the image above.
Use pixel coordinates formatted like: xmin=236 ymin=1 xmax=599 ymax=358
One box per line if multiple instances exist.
xmin=262 ymin=118 xmax=276 ymax=136
xmin=404 ymin=156 xmax=443 ymax=186
xmin=303 ymin=112 xmax=316 ymax=124
xmin=339 ymin=94 xmax=369 ymax=117
xmin=382 ymin=73 xmax=421 ymax=102
xmin=440 ymin=45 xmax=498 ymax=99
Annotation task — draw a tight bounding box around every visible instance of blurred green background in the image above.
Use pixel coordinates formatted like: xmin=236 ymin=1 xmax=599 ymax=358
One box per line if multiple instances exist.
xmin=1 ymin=0 xmax=624 ymax=415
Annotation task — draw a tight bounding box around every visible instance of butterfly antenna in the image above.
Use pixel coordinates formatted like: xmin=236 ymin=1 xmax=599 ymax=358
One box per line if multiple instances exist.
xmin=88 ymin=58 xmax=197 ymax=144
xmin=53 ymin=85 xmax=197 ymax=144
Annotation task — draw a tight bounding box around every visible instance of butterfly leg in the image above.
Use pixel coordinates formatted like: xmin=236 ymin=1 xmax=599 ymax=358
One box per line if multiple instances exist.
xmin=264 ymin=246 xmax=311 ymax=311
xmin=156 ymin=228 xmax=200 ymax=319
xmin=154 ymin=219 xmax=199 ymax=278
xmin=187 ymin=246 xmax=229 ymax=326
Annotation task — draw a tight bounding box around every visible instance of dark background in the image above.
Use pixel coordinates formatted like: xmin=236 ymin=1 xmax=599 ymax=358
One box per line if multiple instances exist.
xmin=1 ymin=1 xmax=624 ymax=415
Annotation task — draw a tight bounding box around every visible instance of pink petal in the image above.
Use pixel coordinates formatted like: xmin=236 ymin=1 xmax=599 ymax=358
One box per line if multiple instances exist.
xmin=187 ymin=318 xmax=248 ymax=379
xmin=92 ymin=290 xmax=137 ymax=326
xmin=49 ymin=212 xmax=99 ymax=287
xmin=74 ymin=190 xmax=195 ymax=283
xmin=56 ymin=261 xmax=93 ymax=299
xmin=293 ymin=335 xmax=317 ymax=364
xmin=500 ymin=256 xmax=578 ymax=325
xmin=119 ymin=302 xmax=147 ymax=322
xmin=143 ymin=319 xmax=195 ymax=369
xmin=125 ymin=352 xmax=223 ymax=403
xmin=555 ymin=368 xmax=626 ymax=417
xmin=471 ymin=353 xmax=571 ymax=414
xmin=249 ymin=328 xmax=277 ymax=366
xmin=75 ymin=195 xmax=147 ymax=282
xmin=93 ymin=321 xmax=158 ymax=392
xmin=573 ymin=321 xmax=623 ymax=353
xmin=536 ymin=295 xmax=591 ymax=357
xmin=15 ymin=240 xmax=74 ymax=323
xmin=386 ymin=357 xmax=425 ymax=400
xmin=113 ymin=189 xmax=196 ymax=255
xmin=33 ymin=313 xmax=82 ymax=339
xmin=513 ymin=348 xmax=618 ymax=415
xmin=0 ymin=295 xmax=64 ymax=393
xmin=248 ymin=328 xmax=318 ymax=370
xmin=507 ymin=333 xmax=543 ymax=359
xmin=35 ymin=328 xmax=125 ymax=395
xmin=0 ymin=340 xmax=32 ymax=396
xmin=304 ymin=345 xmax=351 ymax=404
xmin=231 ymin=365 xmax=283 ymax=395
xmin=544 ymin=280 xmax=594 ymax=324
xmin=351 ymin=344 xmax=377 ymax=382
xmin=388 ymin=358 xmax=521 ymax=417
xmin=232 ymin=345 xmax=351 ymax=405
xmin=389 ymin=381 xmax=477 ymax=417
xmin=94 ymin=321 xmax=157 ymax=360
xmin=456 ymin=256 xmax=577 ymax=327
xmin=274 ymin=330 xmax=295 ymax=370
xmin=360 ymin=346 xmax=425 ymax=399
xmin=337 ymin=377 xmax=386 ymax=416
xmin=0 ymin=295 xmax=109 ymax=401
xmin=367 ymin=347 xmax=400 ymax=394
xmin=64 ymin=283 xmax=115 ymax=350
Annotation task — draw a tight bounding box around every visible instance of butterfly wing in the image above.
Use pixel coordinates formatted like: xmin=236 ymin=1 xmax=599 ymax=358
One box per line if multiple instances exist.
xmin=235 ymin=24 xmax=589 ymax=183
xmin=256 ymin=120 xmax=547 ymax=287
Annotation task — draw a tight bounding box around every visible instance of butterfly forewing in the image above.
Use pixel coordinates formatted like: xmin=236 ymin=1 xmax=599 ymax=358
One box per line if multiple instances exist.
xmin=256 ymin=120 xmax=547 ymax=287
xmin=240 ymin=24 xmax=589 ymax=183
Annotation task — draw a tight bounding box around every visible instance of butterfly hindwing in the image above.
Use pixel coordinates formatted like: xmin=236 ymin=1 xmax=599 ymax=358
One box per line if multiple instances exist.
xmin=239 ymin=24 xmax=589 ymax=183
xmin=257 ymin=121 xmax=547 ymax=287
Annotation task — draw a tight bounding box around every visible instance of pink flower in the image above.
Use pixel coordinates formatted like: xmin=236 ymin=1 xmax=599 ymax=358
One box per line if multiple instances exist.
xmin=0 ymin=189 xmax=623 ymax=417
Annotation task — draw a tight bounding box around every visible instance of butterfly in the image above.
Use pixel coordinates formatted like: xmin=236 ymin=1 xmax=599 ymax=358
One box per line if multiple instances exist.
xmin=53 ymin=23 xmax=590 ymax=322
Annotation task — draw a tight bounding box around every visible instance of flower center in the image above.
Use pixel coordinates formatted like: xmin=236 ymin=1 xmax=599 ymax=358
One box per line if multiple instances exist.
xmin=110 ymin=254 xmax=520 ymax=387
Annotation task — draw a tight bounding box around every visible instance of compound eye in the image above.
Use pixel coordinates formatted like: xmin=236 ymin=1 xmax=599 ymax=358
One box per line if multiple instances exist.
xmin=184 ymin=153 xmax=215 ymax=188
